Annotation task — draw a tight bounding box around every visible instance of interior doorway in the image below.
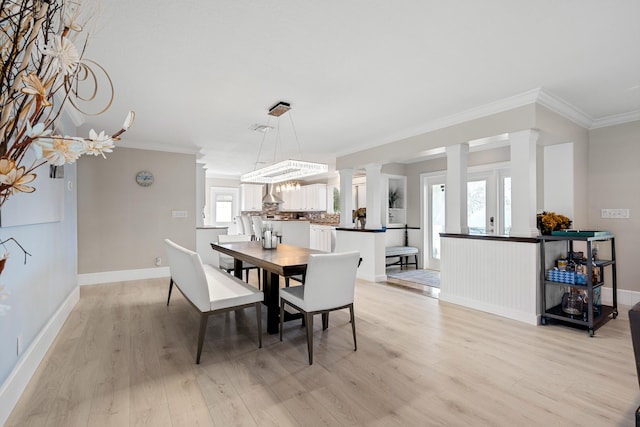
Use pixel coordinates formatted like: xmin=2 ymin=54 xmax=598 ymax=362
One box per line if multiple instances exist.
xmin=421 ymin=173 xmax=446 ymax=271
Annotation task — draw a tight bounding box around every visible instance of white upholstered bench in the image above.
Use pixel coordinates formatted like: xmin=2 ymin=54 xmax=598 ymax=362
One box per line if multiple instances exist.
xmin=164 ymin=239 xmax=263 ymax=363
xmin=385 ymin=246 xmax=419 ymax=269
xmin=386 ymin=225 xmax=419 ymax=269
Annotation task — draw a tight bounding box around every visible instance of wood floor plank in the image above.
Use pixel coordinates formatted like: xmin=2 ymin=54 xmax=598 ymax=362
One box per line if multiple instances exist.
xmin=5 ymin=277 xmax=638 ymax=426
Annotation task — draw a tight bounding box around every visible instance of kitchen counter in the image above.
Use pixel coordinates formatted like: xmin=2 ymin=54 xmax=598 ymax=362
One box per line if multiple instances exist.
xmin=268 ymin=220 xmax=311 ymax=248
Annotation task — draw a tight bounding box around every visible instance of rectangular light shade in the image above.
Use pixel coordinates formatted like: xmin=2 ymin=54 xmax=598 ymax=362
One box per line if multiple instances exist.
xmin=241 ymin=159 xmax=328 ymax=184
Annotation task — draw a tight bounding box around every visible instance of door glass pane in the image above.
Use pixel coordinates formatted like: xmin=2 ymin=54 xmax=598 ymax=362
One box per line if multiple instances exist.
xmin=215 ymin=194 xmax=233 ymax=223
xmin=467 ymin=180 xmax=486 ymax=234
xmin=431 ymin=184 xmax=445 ymax=259
xmin=503 ymin=177 xmax=511 ymax=234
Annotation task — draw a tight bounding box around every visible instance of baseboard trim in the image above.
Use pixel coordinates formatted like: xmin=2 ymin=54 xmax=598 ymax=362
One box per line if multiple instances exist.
xmin=439 ymin=292 xmax=538 ymax=326
xmin=78 ymin=267 xmax=170 ymax=286
xmin=601 ymin=287 xmax=640 ymax=307
xmin=0 ymin=286 xmax=80 ymax=426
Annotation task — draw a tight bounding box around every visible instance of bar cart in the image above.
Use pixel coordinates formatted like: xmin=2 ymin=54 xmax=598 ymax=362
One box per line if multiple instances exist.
xmin=539 ymin=231 xmax=617 ymax=336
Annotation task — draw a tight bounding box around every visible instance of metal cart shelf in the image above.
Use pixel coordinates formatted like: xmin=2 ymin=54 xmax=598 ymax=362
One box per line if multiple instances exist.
xmin=538 ymin=232 xmax=617 ymax=336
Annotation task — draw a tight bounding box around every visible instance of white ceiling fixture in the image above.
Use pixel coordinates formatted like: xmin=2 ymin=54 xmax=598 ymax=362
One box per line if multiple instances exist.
xmin=241 ymin=102 xmax=328 ymax=184
xmin=249 ymin=124 xmax=274 ymax=133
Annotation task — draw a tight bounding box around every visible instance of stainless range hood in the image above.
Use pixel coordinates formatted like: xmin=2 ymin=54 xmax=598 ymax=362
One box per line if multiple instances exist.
xmin=262 ymin=184 xmax=283 ymax=204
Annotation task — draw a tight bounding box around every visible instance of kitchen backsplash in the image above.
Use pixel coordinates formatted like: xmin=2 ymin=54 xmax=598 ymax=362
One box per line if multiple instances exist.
xmin=242 ymin=208 xmax=340 ymax=224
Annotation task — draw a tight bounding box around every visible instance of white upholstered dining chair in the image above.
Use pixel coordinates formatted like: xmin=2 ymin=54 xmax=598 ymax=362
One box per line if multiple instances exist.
xmin=240 ymin=215 xmax=253 ymax=239
xmin=234 ymin=216 xmax=245 ymax=234
xmin=217 ymin=234 xmax=261 ymax=289
xmin=279 ymin=250 xmax=360 ymax=365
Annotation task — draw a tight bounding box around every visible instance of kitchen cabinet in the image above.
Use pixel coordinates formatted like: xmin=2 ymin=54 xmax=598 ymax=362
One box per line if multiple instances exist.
xmin=539 ymin=231 xmax=617 ymax=336
xmin=270 ymin=220 xmax=311 ymax=248
xmin=303 ymin=184 xmax=327 ymax=211
xmin=240 ymin=184 xmax=263 ymax=211
xmin=280 ymin=184 xmax=327 ymax=211
xmin=310 ymin=224 xmax=334 ymax=252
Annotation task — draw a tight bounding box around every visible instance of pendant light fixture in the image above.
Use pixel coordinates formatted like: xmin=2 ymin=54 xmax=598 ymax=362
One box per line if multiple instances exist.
xmin=241 ymin=102 xmax=328 ymax=184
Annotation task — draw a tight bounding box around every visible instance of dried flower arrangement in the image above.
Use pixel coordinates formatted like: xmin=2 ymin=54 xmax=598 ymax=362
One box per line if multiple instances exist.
xmin=352 ymin=207 xmax=366 ymax=229
xmin=537 ymin=211 xmax=572 ymax=235
xmin=0 ymin=1 xmax=133 ymax=275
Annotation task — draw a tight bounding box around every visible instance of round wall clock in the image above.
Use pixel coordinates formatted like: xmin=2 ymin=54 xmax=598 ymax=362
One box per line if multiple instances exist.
xmin=135 ymin=170 xmax=154 ymax=187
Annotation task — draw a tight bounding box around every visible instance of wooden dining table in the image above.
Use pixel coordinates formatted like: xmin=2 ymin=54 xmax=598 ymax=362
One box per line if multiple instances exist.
xmin=211 ymin=241 xmax=326 ymax=334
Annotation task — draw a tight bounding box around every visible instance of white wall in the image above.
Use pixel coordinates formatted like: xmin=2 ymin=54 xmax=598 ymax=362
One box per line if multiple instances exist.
xmin=543 ymin=142 xmax=574 ymax=219
xmin=588 ymin=120 xmax=640 ymax=295
xmin=0 ymin=163 xmax=79 ymax=424
xmin=77 ymin=147 xmax=196 ymax=275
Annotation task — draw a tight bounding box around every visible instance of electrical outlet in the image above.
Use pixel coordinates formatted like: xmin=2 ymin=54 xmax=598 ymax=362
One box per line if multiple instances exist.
xmin=601 ymin=208 xmax=630 ymax=219
xmin=155 ymin=257 xmax=162 ymax=266
xmin=172 ymin=210 xmax=188 ymax=218
xmin=17 ymin=334 xmax=22 ymax=356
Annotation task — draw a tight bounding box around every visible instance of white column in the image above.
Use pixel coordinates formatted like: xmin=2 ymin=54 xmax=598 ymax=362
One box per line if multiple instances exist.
xmin=339 ymin=169 xmax=354 ymax=228
xmin=509 ymin=129 xmax=539 ymax=237
xmin=365 ymin=163 xmax=383 ymax=230
xmin=445 ymin=144 xmax=469 ymax=234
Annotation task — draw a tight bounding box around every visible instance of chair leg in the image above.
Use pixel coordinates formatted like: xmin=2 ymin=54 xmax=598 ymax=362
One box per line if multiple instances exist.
xmin=257 ymin=269 xmax=261 ymax=290
xmin=349 ymin=304 xmax=357 ymax=351
xmin=244 ymin=269 xmax=250 ymax=283
xmin=285 ymin=277 xmax=290 ymax=287
xmin=167 ymin=277 xmax=174 ymax=306
xmin=305 ymin=312 xmax=314 ymax=365
xmin=196 ymin=313 xmax=208 ymax=364
xmin=256 ymin=302 xmax=262 ymax=348
xmin=279 ymin=300 xmax=285 ymax=341
xmin=322 ymin=312 xmax=329 ymax=330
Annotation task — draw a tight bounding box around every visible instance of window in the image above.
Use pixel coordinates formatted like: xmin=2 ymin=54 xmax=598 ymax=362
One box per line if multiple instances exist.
xmin=215 ymin=194 xmax=233 ymax=223
xmin=209 ymin=187 xmax=239 ymax=226
xmin=466 ymin=165 xmax=510 ymax=235
xmin=431 ymin=183 xmax=445 ymax=259
xmin=467 ymin=180 xmax=487 ymax=234
xmin=502 ymin=176 xmax=511 ymax=235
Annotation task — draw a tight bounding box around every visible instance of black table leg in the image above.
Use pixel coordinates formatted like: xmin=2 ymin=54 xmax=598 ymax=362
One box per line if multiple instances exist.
xmin=233 ymin=259 xmax=243 ymax=280
xmin=263 ymin=270 xmax=280 ymax=334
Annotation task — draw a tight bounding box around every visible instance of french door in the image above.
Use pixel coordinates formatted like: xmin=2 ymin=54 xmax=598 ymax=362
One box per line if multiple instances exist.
xmin=421 ymin=165 xmax=510 ymax=271
xmin=422 ymin=174 xmax=446 ymax=270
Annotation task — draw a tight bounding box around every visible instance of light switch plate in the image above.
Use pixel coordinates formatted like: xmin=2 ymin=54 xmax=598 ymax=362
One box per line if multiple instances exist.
xmin=601 ymin=208 xmax=630 ymax=219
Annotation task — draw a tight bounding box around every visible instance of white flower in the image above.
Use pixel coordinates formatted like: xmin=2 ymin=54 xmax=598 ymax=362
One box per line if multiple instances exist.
xmin=123 ymin=111 xmax=135 ymax=130
xmin=26 ymin=122 xmax=52 ymax=139
xmin=0 ymin=159 xmax=36 ymax=194
xmin=42 ymin=36 xmax=80 ymax=76
xmin=63 ymin=5 xmax=83 ymax=33
xmin=27 ymin=122 xmax=54 ymax=158
xmin=20 ymin=73 xmax=52 ymax=107
xmin=84 ymin=129 xmax=114 ymax=158
xmin=43 ymin=137 xmax=85 ymax=166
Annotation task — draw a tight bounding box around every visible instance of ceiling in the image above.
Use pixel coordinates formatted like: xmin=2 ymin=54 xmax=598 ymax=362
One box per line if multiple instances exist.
xmin=79 ymin=0 xmax=640 ymax=179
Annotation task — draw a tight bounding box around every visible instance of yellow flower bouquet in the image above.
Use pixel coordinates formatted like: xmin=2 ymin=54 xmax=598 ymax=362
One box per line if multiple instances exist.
xmin=537 ymin=211 xmax=572 ymax=235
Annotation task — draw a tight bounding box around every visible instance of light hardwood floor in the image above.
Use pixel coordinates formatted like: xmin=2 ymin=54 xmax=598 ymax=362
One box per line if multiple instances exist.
xmin=6 ymin=277 xmax=639 ymax=426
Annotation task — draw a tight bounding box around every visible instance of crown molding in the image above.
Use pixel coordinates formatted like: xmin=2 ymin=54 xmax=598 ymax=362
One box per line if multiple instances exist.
xmin=590 ymin=110 xmax=640 ymax=129
xmin=534 ymin=88 xmax=593 ymax=129
xmin=338 ymin=87 xmax=640 ymax=160
xmin=393 ymin=89 xmax=545 ymax=142
xmin=114 ymin=140 xmax=204 ymax=158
